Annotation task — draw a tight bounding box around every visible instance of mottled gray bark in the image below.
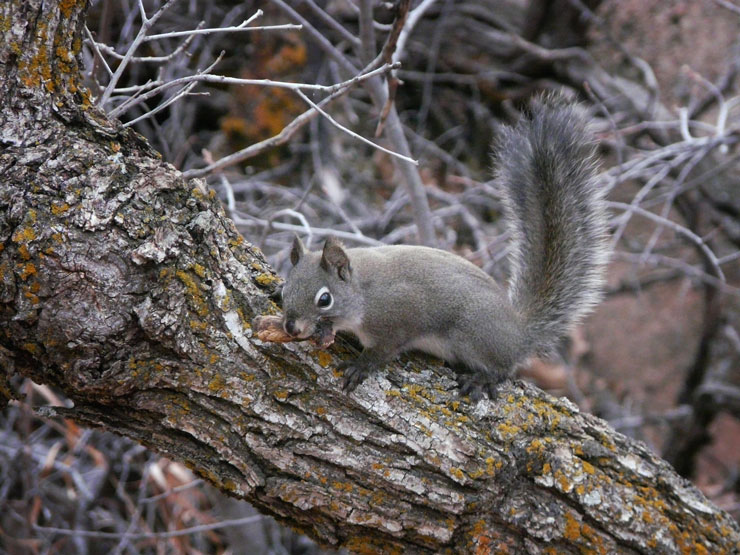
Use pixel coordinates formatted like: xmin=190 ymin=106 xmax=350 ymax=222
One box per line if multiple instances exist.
xmin=0 ymin=1 xmax=738 ymax=553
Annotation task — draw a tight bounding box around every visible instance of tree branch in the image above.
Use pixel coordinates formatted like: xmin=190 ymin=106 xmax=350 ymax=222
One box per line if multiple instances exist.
xmin=1 ymin=1 xmax=738 ymax=552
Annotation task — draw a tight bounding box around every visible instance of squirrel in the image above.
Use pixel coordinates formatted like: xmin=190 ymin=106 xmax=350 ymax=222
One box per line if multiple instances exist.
xmin=280 ymin=96 xmax=609 ymax=400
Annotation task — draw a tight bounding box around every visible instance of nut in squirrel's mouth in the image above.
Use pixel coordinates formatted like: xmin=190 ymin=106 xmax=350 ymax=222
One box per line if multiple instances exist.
xmin=283 ymin=316 xmax=328 ymax=340
xmin=252 ymin=315 xmax=335 ymax=348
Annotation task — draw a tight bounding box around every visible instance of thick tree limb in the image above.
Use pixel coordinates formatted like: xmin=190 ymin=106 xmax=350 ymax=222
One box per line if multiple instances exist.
xmin=0 ymin=1 xmax=738 ymax=552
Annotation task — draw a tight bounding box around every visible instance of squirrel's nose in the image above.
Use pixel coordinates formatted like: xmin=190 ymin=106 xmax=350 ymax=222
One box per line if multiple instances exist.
xmin=284 ymin=319 xmax=297 ymax=336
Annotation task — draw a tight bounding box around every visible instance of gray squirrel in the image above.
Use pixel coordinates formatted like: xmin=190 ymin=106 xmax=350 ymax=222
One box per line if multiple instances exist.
xmin=281 ymin=97 xmax=609 ymax=400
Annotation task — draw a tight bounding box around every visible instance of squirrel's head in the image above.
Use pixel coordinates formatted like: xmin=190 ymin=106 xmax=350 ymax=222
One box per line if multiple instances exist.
xmin=282 ymin=236 xmax=359 ymax=339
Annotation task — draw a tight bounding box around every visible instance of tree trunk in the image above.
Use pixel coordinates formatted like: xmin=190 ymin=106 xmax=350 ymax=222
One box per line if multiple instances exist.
xmin=1 ymin=1 xmax=738 ymax=552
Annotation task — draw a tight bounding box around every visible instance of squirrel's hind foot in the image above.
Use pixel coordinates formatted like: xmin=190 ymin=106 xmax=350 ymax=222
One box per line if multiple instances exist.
xmin=455 ymin=370 xmax=510 ymax=401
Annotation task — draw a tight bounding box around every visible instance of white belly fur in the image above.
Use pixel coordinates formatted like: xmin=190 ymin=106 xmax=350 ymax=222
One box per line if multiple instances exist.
xmin=407 ymin=334 xmax=452 ymax=360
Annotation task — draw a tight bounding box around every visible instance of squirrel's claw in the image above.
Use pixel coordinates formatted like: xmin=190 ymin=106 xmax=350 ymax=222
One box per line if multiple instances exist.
xmin=339 ymin=361 xmax=370 ymax=392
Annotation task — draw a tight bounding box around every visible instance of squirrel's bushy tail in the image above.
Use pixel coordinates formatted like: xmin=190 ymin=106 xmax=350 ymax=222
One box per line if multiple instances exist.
xmin=495 ymin=96 xmax=609 ymax=355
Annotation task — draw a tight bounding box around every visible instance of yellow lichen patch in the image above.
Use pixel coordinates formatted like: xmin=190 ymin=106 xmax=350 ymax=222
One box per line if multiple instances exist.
xmin=222 ymin=479 xmax=237 ymax=493
xmin=485 ymin=457 xmax=497 ymax=476
xmin=554 ymin=469 xmax=571 ymax=492
xmin=228 ymin=234 xmax=243 ymax=247
xmin=370 ymin=491 xmax=385 ymax=505
xmin=51 ymin=202 xmax=70 ymax=216
xmin=563 ymin=512 xmax=581 ymax=541
xmin=469 ymin=468 xmax=485 ymax=479
xmin=12 ymin=227 xmax=36 ymax=243
xmin=274 ymin=390 xmax=289 ymax=400
xmin=315 ymin=350 xmax=332 ymax=368
xmin=176 ymin=269 xmax=208 ymax=317
xmin=255 ymin=272 xmax=279 ymax=286
xmin=526 ymin=438 xmax=545 ymax=454
xmin=496 ymin=421 xmax=520 ymax=440
xmin=18 ymin=244 xmax=31 ymax=260
xmin=357 ymin=487 xmax=372 ymax=498
xmin=20 ymin=25 xmax=55 ymax=91
xmin=19 ymin=262 xmax=37 ymax=280
xmin=192 ymin=263 xmax=206 ymax=278
xmin=332 ymin=481 xmax=354 ymax=493
xmin=207 ymin=374 xmax=226 ymax=393
xmin=469 ymin=519 xmax=492 ymax=555
xmin=450 ymin=467 xmax=465 ymax=480
xmin=59 ymin=0 xmax=81 ymax=19
xmin=189 ymin=319 xmax=207 ymax=331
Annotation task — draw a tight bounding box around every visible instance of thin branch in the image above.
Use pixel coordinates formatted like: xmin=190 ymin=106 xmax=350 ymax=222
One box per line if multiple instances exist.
xmin=609 ymin=201 xmax=726 ymax=281
xmin=35 ymin=515 xmax=263 ymax=540
xmin=299 ymin=0 xmax=360 ymax=48
xmin=84 ymin=25 xmax=113 ymax=77
xmin=711 ymin=0 xmax=740 ymax=15
xmin=612 ymin=252 xmax=736 ymax=294
xmin=232 ymin=211 xmax=384 ymax=247
xmin=271 ymin=0 xmax=359 ymax=77
xmin=393 ymin=0 xmax=441 ymax=64
xmin=89 ymin=30 xmax=198 ymax=63
xmin=295 ymin=89 xmax=418 ymax=165
xmin=99 ymin=0 xmax=181 ymax=106
xmin=182 ymin=63 xmax=400 ymax=178
xmin=110 ymin=60 xmax=398 ymax=119
xmin=143 ymin=23 xmax=301 ymax=41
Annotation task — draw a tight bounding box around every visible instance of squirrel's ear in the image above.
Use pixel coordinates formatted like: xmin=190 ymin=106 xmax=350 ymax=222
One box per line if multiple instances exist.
xmin=321 ymin=236 xmax=351 ymax=281
xmin=290 ymin=235 xmax=307 ymax=266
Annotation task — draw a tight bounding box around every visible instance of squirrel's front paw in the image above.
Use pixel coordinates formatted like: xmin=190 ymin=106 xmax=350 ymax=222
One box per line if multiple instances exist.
xmin=339 ymin=361 xmax=371 ymax=393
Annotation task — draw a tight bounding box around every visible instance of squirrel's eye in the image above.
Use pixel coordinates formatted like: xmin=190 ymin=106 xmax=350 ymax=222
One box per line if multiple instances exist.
xmin=318 ymin=292 xmax=332 ymax=308
xmin=314 ymin=287 xmax=333 ymax=309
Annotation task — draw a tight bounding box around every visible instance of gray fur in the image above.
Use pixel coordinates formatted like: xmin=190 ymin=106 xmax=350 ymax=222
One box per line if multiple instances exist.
xmin=495 ymin=96 xmax=609 ymax=355
xmin=281 ymin=98 xmax=609 ymax=399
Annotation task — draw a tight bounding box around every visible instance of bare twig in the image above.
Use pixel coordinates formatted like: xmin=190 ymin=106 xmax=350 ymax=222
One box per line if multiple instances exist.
xmin=295 ymin=89 xmax=418 ymax=165
xmin=35 ymin=515 xmax=263 ymax=540
xmin=608 ymin=200 xmax=726 ymax=281
xmin=182 ymin=62 xmax=400 ymax=178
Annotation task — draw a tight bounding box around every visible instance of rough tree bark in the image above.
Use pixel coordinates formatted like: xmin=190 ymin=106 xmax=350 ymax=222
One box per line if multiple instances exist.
xmin=1 ymin=1 xmax=738 ymax=553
